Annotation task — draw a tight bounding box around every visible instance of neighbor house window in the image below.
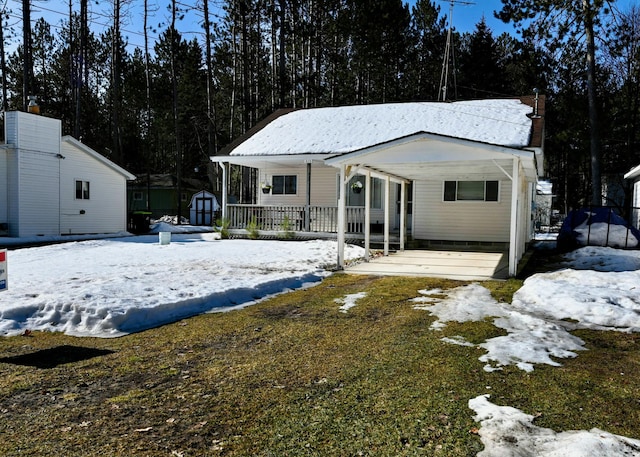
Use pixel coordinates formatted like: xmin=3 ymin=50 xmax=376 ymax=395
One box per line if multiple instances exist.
xmin=272 ymin=175 xmax=297 ymax=195
xmin=75 ymin=180 xmax=90 ymax=200
xmin=133 ymin=191 xmax=143 ymax=201
xmin=444 ymin=180 xmax=499 ymax=202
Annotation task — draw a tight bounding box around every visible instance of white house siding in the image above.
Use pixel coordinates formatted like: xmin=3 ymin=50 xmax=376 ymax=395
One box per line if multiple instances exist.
xmin=259 ymin=164 xmax=338 ymax=206
xmin=5 ymin=111 xmax=61 ymax=155
xmin=412 ymin=178 xmax=512 ymax=243
xmin=257 ymin=164 xmax=399 ymax=230
xmin=59 ymin=141 xmax=129 ymax=234
xmin=15 ymin=149 xmax=61 ymax=237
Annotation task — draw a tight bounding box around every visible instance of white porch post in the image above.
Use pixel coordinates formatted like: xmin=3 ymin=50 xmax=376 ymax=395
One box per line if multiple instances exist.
xmin=364 ymin=171 xmax=371 ymax=261
xmin=305 ymin=161 xmax=312 ymax=231
xmin=400 ymin=181 xmax=406 ymax=251
xmin=337 ymin=165 xmax=346 ymax=269
xmin=384 ymin=175 xmax=390 ymax=256
xmin=509 ymin=158 xmax=521 ymax=276
xmin=219 ymin=162 xmax=228 ymax=220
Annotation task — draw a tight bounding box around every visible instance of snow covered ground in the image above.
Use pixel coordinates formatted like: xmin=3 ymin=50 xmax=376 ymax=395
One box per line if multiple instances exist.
xmin=0 ymin=232 xmax=364 ymax=337
xmin=1 ymin=229 xmax=640 ymax=455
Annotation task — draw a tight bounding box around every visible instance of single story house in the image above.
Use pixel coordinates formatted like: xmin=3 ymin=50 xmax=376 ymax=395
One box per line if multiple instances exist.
xmin=210 ymin=96 xmax=545 ymax=276
xmin=0 ymin=111 xmax=136 ymax=238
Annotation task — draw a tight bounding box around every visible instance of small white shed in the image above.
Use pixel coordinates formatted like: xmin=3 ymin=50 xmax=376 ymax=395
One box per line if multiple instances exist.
xmin=0 ymin=111 xmax=136 ymax=238
xmin=189 ymin=190 xmax=220 ymax=226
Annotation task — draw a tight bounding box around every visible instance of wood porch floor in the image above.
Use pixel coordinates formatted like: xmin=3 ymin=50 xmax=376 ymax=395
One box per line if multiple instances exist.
xmin=346 ymin=249 xmax=509 ymax=281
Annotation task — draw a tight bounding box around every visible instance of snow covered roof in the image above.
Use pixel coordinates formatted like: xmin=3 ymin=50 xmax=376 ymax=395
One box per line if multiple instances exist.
xmin=228 ymin=99 xmax=536 ymax=157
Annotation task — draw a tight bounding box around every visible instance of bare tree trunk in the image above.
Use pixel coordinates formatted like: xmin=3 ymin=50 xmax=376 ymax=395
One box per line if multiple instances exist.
xmin=203 ymin=0 xmax=218 ymax=191
xmin=171 ymin=0 xmax=182 ymax=221
xmin=144 ymin=0 xmax=152 ymax=210
xmin=75 ymin=0 xmax=87 ymax=138
xmin=22 ymin=0 xmax=32 ymax=110
xmin=0 ymin=11 xmax=7 ymax=111
xmin=111 ymin=0 xmax=123 ymax=163
xmin=278 ymin=0 xmax=286 ymax=108
xmin=583 ymin=0 xmax=602 ymax=206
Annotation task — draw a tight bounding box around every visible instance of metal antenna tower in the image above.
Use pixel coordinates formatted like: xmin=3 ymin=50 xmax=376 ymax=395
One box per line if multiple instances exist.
xmin=439 ymin=0 xmax=474 ymax=101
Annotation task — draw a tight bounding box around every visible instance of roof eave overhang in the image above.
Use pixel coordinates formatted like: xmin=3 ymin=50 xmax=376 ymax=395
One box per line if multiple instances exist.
xmin=624 ymin=164 xmax=640 ymax=181
xmin=209 ymin=153 xmax=337 ymax=167
xmin=324 ymin=132 xmax=538 ymax=180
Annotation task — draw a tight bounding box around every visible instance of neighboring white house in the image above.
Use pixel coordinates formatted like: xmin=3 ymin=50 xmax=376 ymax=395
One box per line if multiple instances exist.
xmin=624 ymin=165 xmax=640 ymax=229
xmin=0 ymin=111 xmax=136 ymax=238
xmin=211 ymin=97 xmax=545 ymax=276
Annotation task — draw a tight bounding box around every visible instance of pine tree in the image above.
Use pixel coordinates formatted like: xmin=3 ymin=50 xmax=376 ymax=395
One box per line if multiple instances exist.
xmin=497 ymin=0 xmax=608 ymax=206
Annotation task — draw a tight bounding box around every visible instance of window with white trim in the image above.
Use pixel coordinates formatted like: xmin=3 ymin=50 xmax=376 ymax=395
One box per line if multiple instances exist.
xmin=272 ymin=175 xmax=297 ymax=195
xmin=443 ymin=180 xmax=499 ymax=202
xmin=75 ymin=180 xmax=90 ymax=200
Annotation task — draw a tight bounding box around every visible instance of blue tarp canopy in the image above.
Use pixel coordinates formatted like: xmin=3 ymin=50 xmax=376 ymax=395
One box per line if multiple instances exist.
xmin=557 ymin=208 xmax=640 ymax=252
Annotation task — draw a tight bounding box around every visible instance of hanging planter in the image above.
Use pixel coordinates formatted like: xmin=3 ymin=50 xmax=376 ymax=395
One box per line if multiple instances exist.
xmin=261 ymin=184 xmax=272 ymax=194
xmin=351 ymin=181 xmax=363 ymax=194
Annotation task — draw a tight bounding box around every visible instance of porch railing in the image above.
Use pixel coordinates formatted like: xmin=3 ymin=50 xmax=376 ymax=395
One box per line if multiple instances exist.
xmin=227 ymin=204 xmax=366 ymax=233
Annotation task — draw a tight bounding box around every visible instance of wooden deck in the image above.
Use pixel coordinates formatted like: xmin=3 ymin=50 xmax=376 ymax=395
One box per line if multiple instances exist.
xmin=346 ymin=249 xmax=509 ymax=281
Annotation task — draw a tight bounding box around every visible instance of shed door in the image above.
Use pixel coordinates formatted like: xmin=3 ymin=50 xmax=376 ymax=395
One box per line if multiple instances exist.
xmin=195 ymin=197 xmax=213 ymax=225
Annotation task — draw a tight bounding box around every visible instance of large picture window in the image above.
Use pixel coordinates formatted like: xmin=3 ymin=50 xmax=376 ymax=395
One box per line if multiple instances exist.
xmin=272 ymin=175 xmax=297 ymax=195
xmin=444 ymin=180 xmax=499 ymax=202
xmin=75 ymin=180 xmax=90 ymax=200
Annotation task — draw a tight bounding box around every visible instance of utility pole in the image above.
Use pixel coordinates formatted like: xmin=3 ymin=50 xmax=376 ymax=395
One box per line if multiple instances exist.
xmin=438 ymin=0 xmax=474 ymax=101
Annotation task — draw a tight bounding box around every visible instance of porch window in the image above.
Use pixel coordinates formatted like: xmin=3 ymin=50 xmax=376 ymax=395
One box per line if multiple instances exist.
xmin=444 ymin=180 xmax=499 ymax=202
xmin=75 ymin=180 xmax=90 ymax=200
xmin=272 ymin=175 xmax=297 ymax=195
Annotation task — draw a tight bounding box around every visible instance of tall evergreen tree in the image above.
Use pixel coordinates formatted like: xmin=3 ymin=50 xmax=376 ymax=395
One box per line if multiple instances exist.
xmin=497 ymin=0 xmax=609 ymax=206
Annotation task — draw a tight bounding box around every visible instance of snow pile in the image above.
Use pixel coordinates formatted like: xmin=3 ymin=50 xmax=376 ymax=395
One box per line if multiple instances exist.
xmin=414 ymin=246 xmax=640 ymax=372
xmin=334 ymin=292 xmax=367 ymax=313
xmin=469 ymin=395 xmax=640 ymax=457
xmin=0 ymin=236 xmax=364 ymax=337
xmin=412 ymin=284 xmax=585 ymax=372
xmin=231 ymin=99 xmax=533 ymax=156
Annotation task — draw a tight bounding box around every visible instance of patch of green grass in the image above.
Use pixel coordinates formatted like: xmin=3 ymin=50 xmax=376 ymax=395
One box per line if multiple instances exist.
xmin=0 ymin=273 xmax=638 ymax=456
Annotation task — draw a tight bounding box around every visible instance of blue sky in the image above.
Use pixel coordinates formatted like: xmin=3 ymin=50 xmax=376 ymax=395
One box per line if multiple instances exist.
xmin=7 ymin=0 xmax=638 ymax=53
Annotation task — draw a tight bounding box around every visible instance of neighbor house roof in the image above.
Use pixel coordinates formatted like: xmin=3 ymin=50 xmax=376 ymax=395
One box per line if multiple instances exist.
xmin=225 ymin=98 xmax=541 ymax=158
xmin=62 ymin=136 xmax=136 ymax=180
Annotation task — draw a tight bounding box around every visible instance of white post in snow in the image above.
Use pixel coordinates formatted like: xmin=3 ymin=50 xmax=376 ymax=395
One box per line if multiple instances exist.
xmin=384 ymin=175 xmax=390 ymax=256
xmin=400 ymin=181 xmax=406 ymax=251
xmin=509 ymin=158 xmax=520 ymax=276
xmin=364 ymin=171 xmax=371 ymax=261
xmin=337 ymin=165 xmax=346 ymax=269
